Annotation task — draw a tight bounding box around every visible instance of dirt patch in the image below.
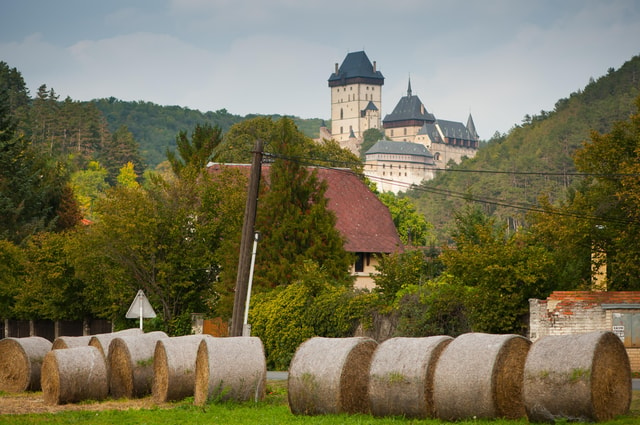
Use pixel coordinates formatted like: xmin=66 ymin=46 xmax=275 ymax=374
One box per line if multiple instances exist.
xmin=0 ymin=392 xmax=174 ymax=415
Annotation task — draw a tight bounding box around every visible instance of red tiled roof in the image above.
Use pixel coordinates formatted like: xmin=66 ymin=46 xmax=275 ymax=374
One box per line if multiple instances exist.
xmin=207 ymin=163 xmax=403 ymax=254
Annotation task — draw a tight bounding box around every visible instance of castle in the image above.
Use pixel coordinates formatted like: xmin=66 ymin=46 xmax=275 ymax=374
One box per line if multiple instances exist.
xmin=320 ymin=51 xmax=479 ymax=194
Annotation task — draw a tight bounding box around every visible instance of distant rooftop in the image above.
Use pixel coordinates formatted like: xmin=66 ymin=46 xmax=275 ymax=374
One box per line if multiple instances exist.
xmin=328 ymin=51 xmax=384 ymax=87
xmin=382 ymin=80 xmax=435 ymax=126
xmin=366 ymin=140 xmax=434 ymax=161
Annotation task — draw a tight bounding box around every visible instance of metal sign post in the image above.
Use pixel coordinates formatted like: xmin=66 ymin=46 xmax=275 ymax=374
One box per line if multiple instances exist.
xmin=125 ymin=289 xmax=157 ymax=331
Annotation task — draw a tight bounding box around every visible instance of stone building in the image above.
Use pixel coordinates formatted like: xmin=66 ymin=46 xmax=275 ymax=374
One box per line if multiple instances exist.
xmin=363 ymin=140 xmax=437 ymax=194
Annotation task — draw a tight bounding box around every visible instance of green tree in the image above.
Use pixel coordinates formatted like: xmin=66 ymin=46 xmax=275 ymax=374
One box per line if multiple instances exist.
xmin=441 ymin=206 xmax=554 ymax=334
xmin=394 ymin=274 xmax=470 ymax=337
xmin=117 ymin=161 xmax=139 ymax=188
xmin=373 ymin=250 xmax=432 ymax=304
xmin=79 ymin=175 xmax=221 ymax=333
xmin=0 ymin=240 xmax=25 ymax=318
xmin=0 ymin=61 xmax=30 ymax=117
xmin=378 ymin=192 xmax=435 ymax=246
xmin=360 ymin=128 xmax=385 ymax=159
xmin=253 ymin=117 xmax=353 ymax=289
xmin=570 ymin=96 xmax=640 ymax=289
xmin=167 ymin=123 xmax=223 ymax=177
xmin=100 ymin=125 xmax=144 ymax=185
xmin=0 ymin=85 xmax=69 ymax=244
xmin=70 ymin=161 xmax=109 ymax=219
xmin=14 ymin=231 xmax=90 ymax=320
xmin=216 ymin=117 xmax=276 ymax=163
xmin=528 ymin=96 xmax=640 ymax=290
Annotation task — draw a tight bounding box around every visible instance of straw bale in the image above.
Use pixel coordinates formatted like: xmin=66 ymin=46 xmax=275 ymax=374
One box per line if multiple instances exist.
xmin=288 ymin=336 xmax=378 ymax=415
xmin=369 ymin=336 xmax=453 ymax=418
xmin=87 ymin=328 xmax=143 ymax=358
xmin=107 ymin=331 xmax=168 ymax=398
xmin=194 ymin=336 xmax=266 ymax=405
xmin=433 ymin=332 xmax=531 ymax=421
xmin=523 ymin=331 xmax=631 ymax=423
xmin=52 ymin=335 xmax=92 ymax=350
xmin=0 ymin=336 xmax=52 ymax=392
xmin=153 ymin=334 xmax=211 ymax=403
xmin=41 ymin=346 xmax=108 ymax=405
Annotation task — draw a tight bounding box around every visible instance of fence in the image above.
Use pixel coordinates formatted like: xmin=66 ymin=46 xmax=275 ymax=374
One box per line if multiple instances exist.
xmin=1 ymin=318 xmax=112 ymax=341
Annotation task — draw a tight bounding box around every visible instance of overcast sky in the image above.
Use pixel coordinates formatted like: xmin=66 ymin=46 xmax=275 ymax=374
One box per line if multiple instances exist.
xmin=1 ymin=0 xmax=639 ymax=138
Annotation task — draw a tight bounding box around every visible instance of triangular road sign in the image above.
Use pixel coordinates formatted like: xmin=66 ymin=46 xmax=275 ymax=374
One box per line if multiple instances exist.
xmin=126 ymin=289 xmax=157 ymax=319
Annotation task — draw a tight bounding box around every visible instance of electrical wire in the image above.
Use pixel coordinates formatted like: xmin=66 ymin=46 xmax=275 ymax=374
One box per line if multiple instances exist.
xmin=260 ymin=151 xmax=640 ymax=226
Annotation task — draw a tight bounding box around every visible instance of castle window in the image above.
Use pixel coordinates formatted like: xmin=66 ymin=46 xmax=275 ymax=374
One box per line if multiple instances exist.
xmin=340 ymin=108 xmax=343 ymax=120
xmin=340 ymin=126 xmax=343 ymax=134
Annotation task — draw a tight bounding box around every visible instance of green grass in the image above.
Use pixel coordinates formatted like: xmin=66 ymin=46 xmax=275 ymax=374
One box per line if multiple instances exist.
xmin=0 ymin=383 xmax=638 ymax=425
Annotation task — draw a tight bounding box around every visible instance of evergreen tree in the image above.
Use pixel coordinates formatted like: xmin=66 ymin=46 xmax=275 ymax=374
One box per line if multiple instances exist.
xmin=0 ymin=85 xmax=68 ymax=243
xmin=167 ymin=123 xmax=222 ymax=178
xmin=253 ymin=118 xmax=353 ymax=289
xmin=100 ymin=125 xmax=144 ymax=184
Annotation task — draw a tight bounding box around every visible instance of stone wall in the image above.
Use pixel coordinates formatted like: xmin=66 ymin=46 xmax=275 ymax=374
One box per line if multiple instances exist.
xmin=529 ymin=291 xmax=640 ymax=372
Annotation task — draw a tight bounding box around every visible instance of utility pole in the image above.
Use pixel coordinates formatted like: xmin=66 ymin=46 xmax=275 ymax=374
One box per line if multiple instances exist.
xmin=230 ymin=139 xmax=263 ymax=336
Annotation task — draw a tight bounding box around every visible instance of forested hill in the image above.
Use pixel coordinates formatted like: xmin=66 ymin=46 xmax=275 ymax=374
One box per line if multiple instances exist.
xmin=91 ymin=98 xmax=324 ymax=167
xmin=410 ymin=54 xmax=640 ymax=242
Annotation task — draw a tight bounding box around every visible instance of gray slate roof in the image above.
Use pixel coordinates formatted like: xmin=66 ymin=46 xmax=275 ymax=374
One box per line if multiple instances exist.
xmin=382 ymin=83 xmax=435 ymax=124
xmin=328 ymin=51 xmax=384 ymax=85
xmin=366 ymin=140 xmax=434 ymax=160
xmin=436 ymin=119 xmax=477 ymax=141
xmin=417 ymin=119 xmax=479 ymax=142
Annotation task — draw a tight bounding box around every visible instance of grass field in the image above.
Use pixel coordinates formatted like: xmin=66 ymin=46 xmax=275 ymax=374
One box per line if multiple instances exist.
xmin=0 ymin=381 xmax=638 ymax=424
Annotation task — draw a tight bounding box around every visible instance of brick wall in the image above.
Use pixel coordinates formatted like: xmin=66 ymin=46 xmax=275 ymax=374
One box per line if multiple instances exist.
xmin=529 ymin=291 xmax=640 ymax=372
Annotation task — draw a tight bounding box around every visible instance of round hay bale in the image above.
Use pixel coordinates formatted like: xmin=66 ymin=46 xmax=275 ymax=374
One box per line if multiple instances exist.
xmin=52 ymin=335 xmax=92 ymax=350
xmin=153 ymin=334 xmax=211 ymax=403
xmin=433 ymin=332 xmax=531 ymax=421
xmin=523 ymin=331 xmax=631 ymax=423
xmin=288 ymin=336 xmax=378 ymax=415
xmin=194 ymin=336 xmax=266 ymax=406
xmin=369 ymin=336 xmax=453 ymax=418
xmin=0 ymin=336 xmax=52 ymax=392
xmin=41 ymin=346 xmax=108 ymax=405
xmin=107 ymin=331 xmax=168 ymax=399
xmin=88 ymin=328 xmax=143 ymax=358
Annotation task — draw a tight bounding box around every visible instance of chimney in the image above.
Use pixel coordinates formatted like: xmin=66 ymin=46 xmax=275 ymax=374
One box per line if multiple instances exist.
xmin=373 ymin=61 xmax=377 ymax=72
xmin=335 ymin=63 xmax=339 ymax=74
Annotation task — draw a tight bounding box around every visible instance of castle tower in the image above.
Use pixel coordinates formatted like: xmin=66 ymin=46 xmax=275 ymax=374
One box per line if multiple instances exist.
xmin=328 ymin=51 xmax=384 ymax=144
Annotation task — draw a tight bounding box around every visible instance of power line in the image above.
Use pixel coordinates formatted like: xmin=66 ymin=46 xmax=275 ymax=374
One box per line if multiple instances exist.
xmin=262 ymin=151 xmax=639 ymax=226
xmin=262 ymin=152 xmax=640 ymax=178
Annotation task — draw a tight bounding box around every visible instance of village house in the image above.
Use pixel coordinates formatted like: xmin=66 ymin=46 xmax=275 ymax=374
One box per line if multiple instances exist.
xmin=207 ymin=163 xmax=404 ymax=289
